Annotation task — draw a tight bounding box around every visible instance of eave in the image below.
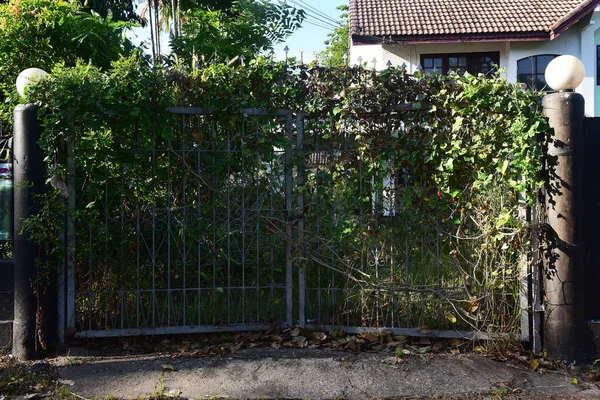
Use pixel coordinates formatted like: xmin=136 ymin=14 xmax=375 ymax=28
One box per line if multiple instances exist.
xmin=352 ymin=31 xmax=551 ymax=46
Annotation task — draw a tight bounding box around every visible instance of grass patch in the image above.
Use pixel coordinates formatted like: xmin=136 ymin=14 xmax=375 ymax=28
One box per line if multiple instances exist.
xmin=0 ymin=356 xmax=56 ymax=395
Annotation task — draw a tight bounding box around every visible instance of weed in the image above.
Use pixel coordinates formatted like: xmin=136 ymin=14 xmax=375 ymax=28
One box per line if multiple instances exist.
xmin=54 ymin=385 xmax=77 ymax=399
xmin=145 ymin=372 xmax=166 ymax=400
xmin=0 ymin=357 xmax=55 ymax=395
xmin=590 ymin=358 xmax=600 ymax=381
xmin=490 ymin=383 xmax=510 ymax=399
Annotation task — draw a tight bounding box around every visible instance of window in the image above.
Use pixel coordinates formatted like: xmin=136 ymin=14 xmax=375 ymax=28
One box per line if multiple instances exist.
xmin=597 ymin=46 xmax=600 ymax=85
xmin=517 ymin=54 xmax=558 ymax=91
xmin=420 ymin=52 xmax=499 ymax=75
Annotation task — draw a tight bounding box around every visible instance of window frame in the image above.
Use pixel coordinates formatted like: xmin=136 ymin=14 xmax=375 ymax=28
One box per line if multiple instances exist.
xmin=420 ymin=52 xmax=500 ymax=75
xmin=517 ymin=54 xmax=559 ymax=91
xmin=597 ymin=46 xmax=600 ymax=85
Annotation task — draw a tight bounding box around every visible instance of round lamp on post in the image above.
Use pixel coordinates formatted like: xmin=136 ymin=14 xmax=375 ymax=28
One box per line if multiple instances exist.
xmin=545 ymin=55 xmax=585 ymax=92
xmin=15 ymin=68 xmax=49 ymax=97
xmin=542 ymin=55 xmax=585 ymax=363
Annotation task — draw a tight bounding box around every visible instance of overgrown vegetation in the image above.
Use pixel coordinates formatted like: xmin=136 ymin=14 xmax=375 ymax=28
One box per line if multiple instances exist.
xmin=0 ymin=0 xmax=137 ymax=130
xmin=22 ymin=55 xmax=549 ymax=339
xmin=0 ymin=356 xmax=56 ymax=395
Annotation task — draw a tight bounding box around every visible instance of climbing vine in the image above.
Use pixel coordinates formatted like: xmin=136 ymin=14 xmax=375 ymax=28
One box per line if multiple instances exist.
xmin=24 ymin=57 xmax=549 ymax=337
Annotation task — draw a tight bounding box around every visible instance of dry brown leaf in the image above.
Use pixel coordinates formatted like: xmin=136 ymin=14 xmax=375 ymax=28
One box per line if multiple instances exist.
xmin=416 ymin=326 xmax=432 ymax=334
xmin=362 ymin=332 xmax=379 ymax=342
xmin=265 ymin=324 xmax=277 ymax=335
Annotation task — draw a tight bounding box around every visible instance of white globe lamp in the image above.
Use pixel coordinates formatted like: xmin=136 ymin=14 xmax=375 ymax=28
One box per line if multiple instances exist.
xmin=16 ymin=68 xmax=49 ymax=97
xmin=545 ymin=55 xmax=584 ymax=92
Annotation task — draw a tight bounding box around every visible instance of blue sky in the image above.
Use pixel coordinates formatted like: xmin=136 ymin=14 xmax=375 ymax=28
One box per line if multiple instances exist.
xmin=274 ymin=1 xmax=345 ymax=62
xmin=128 ymin=0 xmax=345 ymax=63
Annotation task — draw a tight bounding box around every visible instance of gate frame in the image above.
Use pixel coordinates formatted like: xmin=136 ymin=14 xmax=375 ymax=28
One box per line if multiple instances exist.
xmin=59 ymin=106 xmax=538 ymax=345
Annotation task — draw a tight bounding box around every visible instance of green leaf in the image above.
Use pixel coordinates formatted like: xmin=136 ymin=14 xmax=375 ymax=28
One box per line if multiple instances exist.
xmin=499 ymin=159 xmax=509 ymax=175
xmin=452 ymin=116 xmax=464 ymax=132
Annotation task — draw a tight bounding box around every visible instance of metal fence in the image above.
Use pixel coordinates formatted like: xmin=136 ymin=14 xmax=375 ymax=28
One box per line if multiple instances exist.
xmin=64 ymin=107 xmax=529 ymax=340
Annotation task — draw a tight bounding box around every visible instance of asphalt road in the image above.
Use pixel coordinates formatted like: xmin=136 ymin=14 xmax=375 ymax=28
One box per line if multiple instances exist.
xmin=52 ymin=348 xmax=600 ymax=399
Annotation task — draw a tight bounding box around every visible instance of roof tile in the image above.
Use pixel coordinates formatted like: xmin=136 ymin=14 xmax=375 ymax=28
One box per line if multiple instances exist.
xmin=350 ymin=0 xmax=599 ymax=39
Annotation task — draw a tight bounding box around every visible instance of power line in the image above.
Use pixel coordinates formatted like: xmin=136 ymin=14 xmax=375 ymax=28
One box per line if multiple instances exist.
xmin=302 ymin=13 xmax=339 ymax=30
xmin=294 ymin=0 xmax=341 ymax=26
xmin=287 ymin=0 xmax=341 ymax=28
xmin=294 ymin=7 xmax=340 ymax=29
xmin=302 ymin=18 xmax=336 ymax=31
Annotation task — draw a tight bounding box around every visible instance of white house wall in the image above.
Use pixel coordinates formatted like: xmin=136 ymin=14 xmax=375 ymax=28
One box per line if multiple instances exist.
xmin=351 ymin=42 xmax=510 ymax=74
xmin=581 ymin=10 xmax=600 ymax=116
xmin=351 ymin=8 xmax=600 ymax=115
xmin=349 ymin=44 xmax=383 ymax=69
xmin=506 ymin=29 xmax=593 ymax=113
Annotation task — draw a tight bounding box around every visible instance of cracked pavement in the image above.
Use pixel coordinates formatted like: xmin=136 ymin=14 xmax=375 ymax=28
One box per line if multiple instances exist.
xmin=54 ymin=348 xmax=600 ymax=399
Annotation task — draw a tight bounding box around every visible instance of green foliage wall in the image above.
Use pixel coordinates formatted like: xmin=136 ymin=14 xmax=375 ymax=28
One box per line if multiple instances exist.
xmin=0 ymin=0 xmax=135 ymax=130
xmin=25 ymin=59 xmax=549 ymax=335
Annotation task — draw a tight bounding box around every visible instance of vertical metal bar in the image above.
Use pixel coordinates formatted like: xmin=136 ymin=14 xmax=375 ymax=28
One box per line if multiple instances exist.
xmin=404 ymin=171 xmax=410 ymax=327
xmin=517 ymin=189 xmax=529 ymax=343
xmin=296 ymin=113 xmax=306 ymax=326
xmin=241 ymin=119 xmax=246 ymax=323
xmin=104 ymin=168 xmax=109 ymax=329
xmin=316 ymin=128 xmax=322 ymax=322
xmin=436 ymin=194 xmax=441 ymax=320
xmin=227 ymin=128 xmax=231 ymax=324
xmin=57 ymin=220 xmax=65 ymax=342
xmin=58 ymin=118 xmax=76 ymax=341
xmin=151 ymin=140 xmax=156 ymax=327
xmin=182 ymin=115 xmax=187 ymax=326
xmin=255 ymin=117 xmax=260 ymax=322
xmin=120 ymin=178 xmax=125 ymax=330
xmin=136 ymin=201 xmax=140 ymax=328
xmin=529 ymin=195 xmax=543 ymax=353
xmin=66 ymin=118 xmax=76 ymax=335
xmin=167 ymin=136 xmax=172 ymax=326
xmin=87 ymin=224 xmax=92 ymax=331
xmin=196 ymin=117 xmax=202 ymax=326
xmin=330 ymin=182 xmax=335 ymax=324
xmin=285 ymin=113 xmax=293 ymax=327
xmin=212 ymin=122 xmax=217 ymax=325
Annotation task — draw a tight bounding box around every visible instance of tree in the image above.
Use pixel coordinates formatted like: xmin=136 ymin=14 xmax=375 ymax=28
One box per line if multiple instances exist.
xmin=0 ymin=0 xmax=135 ymax=126
xmin=316 ymin=5 xmax=348 ymax=66
xmin=81 ymin=0 xmax=140 ymax=23
xmin=169 ymin=0 xmax=305 ymax=64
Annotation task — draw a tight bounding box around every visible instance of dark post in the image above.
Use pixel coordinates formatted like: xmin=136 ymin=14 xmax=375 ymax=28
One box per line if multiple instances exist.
xmin=542 ymin=91 xmax=585 ymax=362
xmin=12 ymin=104 xmax=46 ymax=360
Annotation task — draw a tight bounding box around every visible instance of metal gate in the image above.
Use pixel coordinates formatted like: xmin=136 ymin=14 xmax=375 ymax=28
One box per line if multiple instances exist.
xmin=61 ymin=107 xmax=532 ymax=340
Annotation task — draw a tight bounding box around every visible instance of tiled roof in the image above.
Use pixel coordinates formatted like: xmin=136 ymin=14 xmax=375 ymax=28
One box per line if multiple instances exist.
xmin=350 ymin=0 xmax=599 ymax=42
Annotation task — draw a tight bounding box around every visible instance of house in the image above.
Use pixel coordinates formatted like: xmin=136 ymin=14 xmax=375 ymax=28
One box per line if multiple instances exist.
xmin=349 ymin=0 xmax=600 ymax=116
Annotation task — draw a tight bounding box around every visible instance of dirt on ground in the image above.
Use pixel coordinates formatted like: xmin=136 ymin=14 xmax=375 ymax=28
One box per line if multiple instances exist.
xmin=1 ymin=327 xmax=600 ymax=399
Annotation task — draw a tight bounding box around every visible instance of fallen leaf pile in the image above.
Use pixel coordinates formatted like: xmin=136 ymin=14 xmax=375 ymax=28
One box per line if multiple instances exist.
xmin=110 ymin=325 xmax=469 ymax=360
